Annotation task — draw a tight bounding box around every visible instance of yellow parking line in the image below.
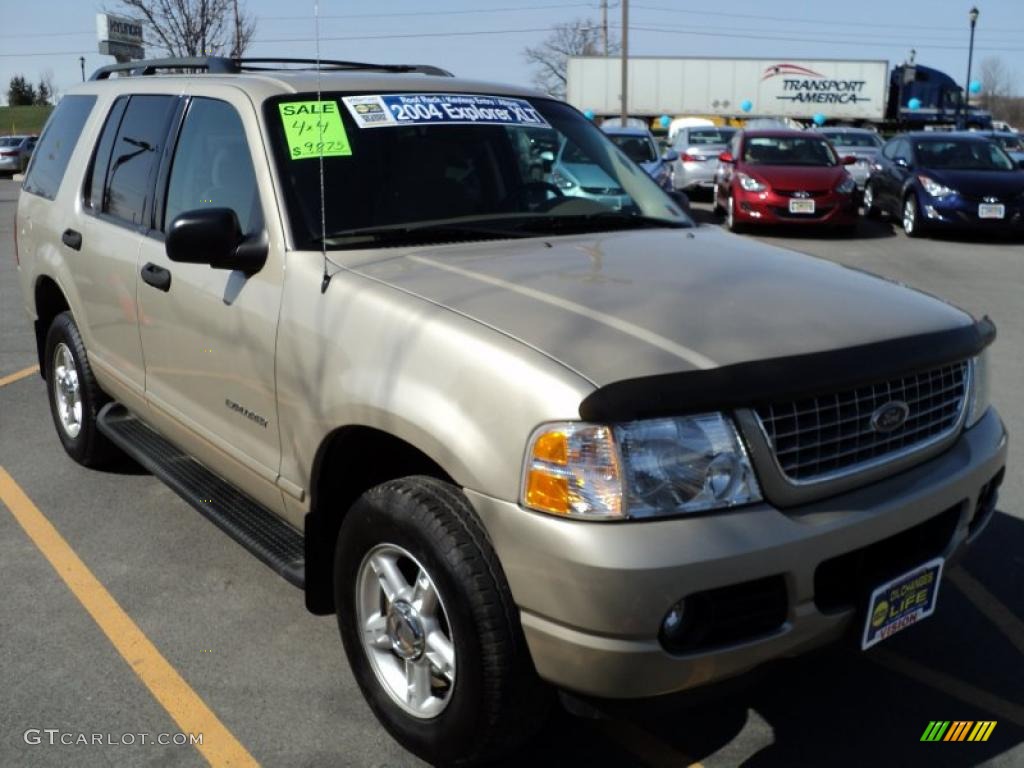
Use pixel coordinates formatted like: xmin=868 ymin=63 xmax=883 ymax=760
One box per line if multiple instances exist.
xmin=871 ymin=648 xmax=1024 ymax=728
xmin=0 ymin=467 xmax=259 ymax=768
xmin=0 ymin=364 xmax=38 ymax=388
xmin=949 ymin=568 xmax=1024 ymax=658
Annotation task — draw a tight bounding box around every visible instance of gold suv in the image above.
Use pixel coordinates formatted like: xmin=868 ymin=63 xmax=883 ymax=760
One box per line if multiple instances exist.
xmin=15 ymin=57 xmax=1008 ymax=766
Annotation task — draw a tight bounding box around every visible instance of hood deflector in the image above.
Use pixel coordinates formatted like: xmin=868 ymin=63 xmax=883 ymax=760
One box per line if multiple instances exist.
xmin=579 ymin=317 xmax=996 ymax=422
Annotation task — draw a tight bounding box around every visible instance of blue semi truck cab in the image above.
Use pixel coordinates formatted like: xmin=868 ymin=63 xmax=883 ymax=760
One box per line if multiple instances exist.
xmin=887 ymin=63 xmax=993 ymax=130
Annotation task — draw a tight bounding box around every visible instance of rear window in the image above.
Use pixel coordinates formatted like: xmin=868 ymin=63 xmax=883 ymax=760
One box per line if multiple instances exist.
xmin=686 ymin=128 xmax=736 ymax=145
xmin=23 ymin=95 xmax=97 ymax=200
xmin=822 ymin=132 xmax=882 ymax=149
xmin=0 ymin=137 xmax=23 ymax=148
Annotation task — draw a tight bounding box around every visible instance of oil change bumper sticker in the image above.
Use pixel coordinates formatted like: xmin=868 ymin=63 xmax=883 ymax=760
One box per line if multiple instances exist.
xmin=342 ymin=93 xmax=551 ymax=129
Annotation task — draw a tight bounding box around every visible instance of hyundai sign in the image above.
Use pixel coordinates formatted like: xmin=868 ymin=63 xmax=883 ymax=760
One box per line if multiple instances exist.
xmin=97 ymin=13 xmax=144 ymax=60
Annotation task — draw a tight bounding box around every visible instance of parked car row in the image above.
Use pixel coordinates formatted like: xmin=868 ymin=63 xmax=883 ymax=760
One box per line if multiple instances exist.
xmin=0 ymin=134 xmax=37 ymax=176
xmin=710 ymin=127 xmax=1023 ymax=238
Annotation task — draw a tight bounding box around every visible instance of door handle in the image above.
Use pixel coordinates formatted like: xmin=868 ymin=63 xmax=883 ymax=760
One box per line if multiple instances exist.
xmin=141 ymin=262 xmax=172 ymax=292
xmin=61 ymin=228 xmax=82 ymax=251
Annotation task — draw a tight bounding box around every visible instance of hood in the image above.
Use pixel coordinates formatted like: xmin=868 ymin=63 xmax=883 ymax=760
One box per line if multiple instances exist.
xmin=348 ymin=227 xmax=972 ymax=386
xmin=741 ymin=164 xmax=845 ymax=191
xmin=923 ymin=168 xmax=1024 ymax=200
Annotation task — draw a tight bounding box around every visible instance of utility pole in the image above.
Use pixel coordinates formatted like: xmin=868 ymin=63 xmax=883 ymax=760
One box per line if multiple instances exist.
xmin=601 ymin=0 xmax=608 ymax=56
xmin=620 ymin=0 xmax=628 ymax=124
xmin=79 ymin=56 xmax=85 ymax=82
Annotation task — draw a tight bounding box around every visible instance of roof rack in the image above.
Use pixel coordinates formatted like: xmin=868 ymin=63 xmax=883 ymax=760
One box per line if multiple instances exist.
xmin=89 ymin=56 xmax=453 ymax=81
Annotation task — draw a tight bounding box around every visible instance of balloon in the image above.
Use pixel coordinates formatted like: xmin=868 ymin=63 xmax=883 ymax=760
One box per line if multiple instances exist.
xmin=740 ymin=99 xmax=753 ymax=113
xmin=969 ymin=80 xmax=982 ymax=94
xmin=908 ymin=97 xmax=922 ymax=110
xmin=659 ymin=114 xmax=671 ymax=128
xmin=583 ymin=109 xmax=595 ymax=120
xmin=812 ymin=113 xmax=826 ymax=126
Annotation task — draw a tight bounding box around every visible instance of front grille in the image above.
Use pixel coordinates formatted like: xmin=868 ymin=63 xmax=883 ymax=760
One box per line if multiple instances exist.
xmin=770 ymin=205 xmax=835 ymax=219
xmin=755 ymin=361 xmax=969 ymax=484
xmin=774 ymin=189 xmax=829 ymax=198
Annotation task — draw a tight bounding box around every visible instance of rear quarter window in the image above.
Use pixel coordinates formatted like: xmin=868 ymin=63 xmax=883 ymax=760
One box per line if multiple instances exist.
xmin=23 ymin=95 xmax=97 ymax=200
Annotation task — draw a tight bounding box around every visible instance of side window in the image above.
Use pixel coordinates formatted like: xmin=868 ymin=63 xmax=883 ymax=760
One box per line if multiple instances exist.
xmin=164 ymin=98 xmax=262 ymax=235
xmin=105 ymin=95 xmax=178 ymax=227
xmin=84 ymin=97 xmax=128 ymax=211
xmin=23 ymin=95 xmax=97 ymax=200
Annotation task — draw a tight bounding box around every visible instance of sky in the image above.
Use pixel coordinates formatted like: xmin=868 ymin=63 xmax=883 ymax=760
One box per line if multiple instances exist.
xmin=1 ymin=0 xmax=1023 ymax=104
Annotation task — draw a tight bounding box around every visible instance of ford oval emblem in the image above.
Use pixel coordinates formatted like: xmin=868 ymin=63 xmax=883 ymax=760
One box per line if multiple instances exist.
xmin=870 ymin=401 xmax=910 ymax=433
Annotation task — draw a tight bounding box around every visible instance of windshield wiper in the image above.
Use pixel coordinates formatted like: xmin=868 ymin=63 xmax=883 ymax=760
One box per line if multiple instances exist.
xmin=314 ymin=219 xmax=535 ymax=248
xmin=505 ymin=212 xmax=691 ymax=234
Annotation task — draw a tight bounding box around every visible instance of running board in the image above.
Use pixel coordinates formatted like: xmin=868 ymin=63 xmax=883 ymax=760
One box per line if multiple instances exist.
xmin=97 ymin=403 xmax=304 ymax=588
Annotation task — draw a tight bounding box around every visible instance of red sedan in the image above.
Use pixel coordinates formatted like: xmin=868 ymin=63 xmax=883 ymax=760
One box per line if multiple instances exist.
xmin=715 ymin=130 xmax=859 ymax=232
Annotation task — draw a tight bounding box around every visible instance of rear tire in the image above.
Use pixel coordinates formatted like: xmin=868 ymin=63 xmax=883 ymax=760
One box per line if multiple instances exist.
xmin=44 ymin=312 xmax=118 ymax=467
xmin=334 ymin=476 xmax=550 ymax=766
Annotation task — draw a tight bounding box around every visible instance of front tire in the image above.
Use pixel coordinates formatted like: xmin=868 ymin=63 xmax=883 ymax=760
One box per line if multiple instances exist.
xmin=725 ymin=193 xmax=744 ymax=233
xmin=335 ymin=477 xmax=550 ymax=766
xmin=862 ymin=182 xmax=880 ymax=219
xmin=903 ymin=193 xmax=925 ymax=238
xmin=44 ymin=311 xmax=117 ymax=467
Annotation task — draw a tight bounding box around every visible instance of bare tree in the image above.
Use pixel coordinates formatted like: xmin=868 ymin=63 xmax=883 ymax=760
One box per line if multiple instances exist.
xmin=523 ymin=19 xmax=617 ymax=99
xmin=111 ymin=0 xmax=256 ymax=58
xmin=978 ymin=57 xmax=1014 ymax=110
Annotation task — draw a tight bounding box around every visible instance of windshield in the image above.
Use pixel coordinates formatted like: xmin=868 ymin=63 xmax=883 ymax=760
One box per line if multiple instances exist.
xmin=606 ymin=133 xmax=658 ymax=163
xmin=682 ymin=128 xmax=735 ymax=146
xmin=994 ymin=134 xmax=1022 ymax=152
xmin=822 ymin=132 xmax=882 ymax=149
xmin=743 ymin=136 xmax=838 ymax=166
xmin=914 ymin=139 xmax=1016 ymax=171
xmin=265 ymin=92 xmax=690 ymax=249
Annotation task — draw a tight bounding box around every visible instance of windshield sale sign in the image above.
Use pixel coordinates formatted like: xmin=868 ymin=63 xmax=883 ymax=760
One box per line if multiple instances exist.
xmin=343 ymin=94 xmax=550 ymax=129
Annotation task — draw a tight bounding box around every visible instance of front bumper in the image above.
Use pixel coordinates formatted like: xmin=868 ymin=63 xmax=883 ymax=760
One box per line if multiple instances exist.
xmin=0 ymin=156 xmax=23 ymax=171
xmin=733 ymin=186 xmax=857 ymax=226
xmin=469 ymin=407 xmax=1007 ymax=699
xmin=918 ymin=193 xmax=1024 ymax=230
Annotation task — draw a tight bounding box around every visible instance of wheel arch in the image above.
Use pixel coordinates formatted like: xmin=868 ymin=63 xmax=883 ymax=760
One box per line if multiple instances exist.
xmin=33 ymin=276 xmax=71 ymax=378
xmin=304 ymin=424 xmax=458 ymax=615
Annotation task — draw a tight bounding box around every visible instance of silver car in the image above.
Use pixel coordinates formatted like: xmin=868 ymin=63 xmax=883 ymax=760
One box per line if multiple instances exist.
xmin=671 ymin=125 xmax=736 ymax=195
xmin=0 ymin=134 xmax=37 ymax=175
xmin=816 ymin=127 xmax=883 ymax=189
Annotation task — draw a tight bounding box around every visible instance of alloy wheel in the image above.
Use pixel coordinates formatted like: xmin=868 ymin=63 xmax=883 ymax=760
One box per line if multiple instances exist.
xmin=52 ymin=342 xmax=82 ymax=439
xmin=356 ymin=543 xmax=456 ymax=719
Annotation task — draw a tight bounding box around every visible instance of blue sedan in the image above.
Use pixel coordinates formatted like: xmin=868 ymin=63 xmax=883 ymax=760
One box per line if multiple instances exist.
xmin=864 ymin=132 xmax=1024 ymax=237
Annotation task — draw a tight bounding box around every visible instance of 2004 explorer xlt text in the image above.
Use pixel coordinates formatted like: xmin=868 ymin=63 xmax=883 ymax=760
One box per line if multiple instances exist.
xmin=14 ymin=56 xmax=1007 ymax=766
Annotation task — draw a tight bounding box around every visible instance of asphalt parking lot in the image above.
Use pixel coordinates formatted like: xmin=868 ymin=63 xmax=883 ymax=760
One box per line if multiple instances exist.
xmin=1 ymin=177 xmax=1021 ymax=767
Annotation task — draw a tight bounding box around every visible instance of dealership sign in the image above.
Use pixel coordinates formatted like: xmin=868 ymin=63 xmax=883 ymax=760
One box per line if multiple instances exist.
xmin=97 ymin=13 xmax=145 ymax=61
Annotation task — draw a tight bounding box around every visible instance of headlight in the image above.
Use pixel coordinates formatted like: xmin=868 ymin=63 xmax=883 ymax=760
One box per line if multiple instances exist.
xmin=737 ymin=172 xmax=767 ymax=192
xmin=836 ymin=174 xmax=856 ymax=195
xmin=918 ymin=175 xmax=956 ymax=198
xmin=966 ymin=351 xmax=991 ymax=428
xmin=551 ymin=168 xmax=577 ymax=190
xmin=522 ymin=414 xmax=762 ymax=520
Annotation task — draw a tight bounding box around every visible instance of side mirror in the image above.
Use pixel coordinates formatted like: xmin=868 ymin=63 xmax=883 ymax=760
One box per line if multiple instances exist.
xmin=166 ymin=208 xmax=267 ymax=275
xmin=662 ymin=149 xmax=679 ymax=162
xmin=842 ymin=155 xmax=857 ymax=165
xmin=539 ymin=150 xmax=555 ymax=163
xmin=718 ymin=151 xmax=735 ymax=164
xmin=894 ymin=157 xmax=910 ymax=168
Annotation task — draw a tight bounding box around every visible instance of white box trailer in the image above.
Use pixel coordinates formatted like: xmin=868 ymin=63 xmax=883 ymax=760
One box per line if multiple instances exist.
xmin=566 ymin=57 xmax=889 ymax=122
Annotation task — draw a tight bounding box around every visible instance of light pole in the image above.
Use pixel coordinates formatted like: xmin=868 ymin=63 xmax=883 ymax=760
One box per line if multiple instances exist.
xmin=962 ymin=6 xmax=979 ymax=128
xmin=79 ymin=56 xmax=85 ymax=81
